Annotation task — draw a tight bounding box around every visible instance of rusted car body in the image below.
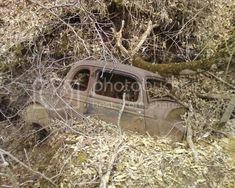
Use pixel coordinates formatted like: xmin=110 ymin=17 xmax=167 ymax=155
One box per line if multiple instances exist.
xmin=24 ymin=60 xmax=187 ymax=140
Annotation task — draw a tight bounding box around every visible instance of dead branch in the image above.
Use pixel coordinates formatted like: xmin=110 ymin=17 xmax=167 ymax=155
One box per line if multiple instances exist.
xmin=219 ymin=95 xmax=235 ymax=126
xmin=205 ymin=71 xmax=235 ymax=90
xmin=197 ymin=93 xmax=231 ymax=100
xmin=1 ymin=152 xmax=19 ymax=188
xmin=113 ymin=20 xmax=129 ymax=57
xmin=47 ymin=2 xmax=79 ymax=10
xmin=186 ymin=103 xmax=199 ymax=163
xmin=132 ymin=55 xmax=226 ymax=76
xmin=187 ymin=124 xmax=199 ymax=163
xmin=5 ymin=168 xmax=20 ymax=188
xmin=113 ymin=20 xmax=156 ymax=59
xmin=224 ymin=42 xmax=235 ymax=77
xmin=100 ymin=93 xmax=126 ymax=188
xmin=28 ymin=0 xmax=90 ymax=55
xmin=99 ymin=140 xmax=124 ymax=188
xmin=117 ymin=92 xmax=126 ymax=132
xmin=0 ymin=148 xmax=56 ymax=186
xmin=167 ymin=93 xmax=189 ymax=109
xmin=130 ymin=21 xmax=157 ymax=57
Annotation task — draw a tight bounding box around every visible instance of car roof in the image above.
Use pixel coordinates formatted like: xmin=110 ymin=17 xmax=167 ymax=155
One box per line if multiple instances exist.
xmin=73 ymin=60 xmax=163 ymax=79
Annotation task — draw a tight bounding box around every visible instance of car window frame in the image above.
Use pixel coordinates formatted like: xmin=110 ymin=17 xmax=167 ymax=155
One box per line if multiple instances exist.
xmin=66 ymin=66 xmax=92 ymax=95
xmin=91 ymin=68 xmax=144 ymax=105
xmin=145 ymin=76 xmax=172 ymax=104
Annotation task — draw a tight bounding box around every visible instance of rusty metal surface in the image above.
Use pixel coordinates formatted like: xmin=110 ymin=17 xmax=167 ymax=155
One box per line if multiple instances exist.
xmin=68 ymin=60 xmax=163 ymax=79
xmin=26 ymin=60 xmax=187 ymax=141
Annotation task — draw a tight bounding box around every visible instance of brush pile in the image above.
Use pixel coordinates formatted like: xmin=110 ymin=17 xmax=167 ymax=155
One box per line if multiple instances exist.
xmin=1 ymin=115 xmax=235 ymax=187
xmin=0 ymin=0 xmax=235 ymax=187
xmin=0 ymin=0 xmax=234 ymax=69
xmin=1 ymin=71 xmax=235 ymax=187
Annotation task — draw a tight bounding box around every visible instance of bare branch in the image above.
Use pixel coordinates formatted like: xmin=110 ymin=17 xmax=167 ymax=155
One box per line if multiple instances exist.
xmin=0 ymin=148 xmax=56 ymax=186
xmin=99 ymin=140 xmax=124 ymax=188
xmin=117 ymin=92 xmax=126 ymax=132
xmin=187 ymin=124 xmax=199 ymax=163
xmin=113 ymin=20 xmax=129 ymax=56
xmin=220 ymin=95 xmax=235 ymax=126
xmin=206 ymin=71 xmax=235 ymax=90
xmin=113 ymin=20 xmax=157 ymax=58
xmin=28 ymin=0 xmax=90 ymax=55
xmin=131 ymin=21 xmax=157 ymax=56
xmin=186 ymin=103 xmax=199 ymax=163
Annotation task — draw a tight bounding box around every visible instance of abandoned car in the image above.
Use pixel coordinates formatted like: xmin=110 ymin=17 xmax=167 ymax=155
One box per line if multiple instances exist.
xmin=24 ymin=60 xmax=187 ymax=140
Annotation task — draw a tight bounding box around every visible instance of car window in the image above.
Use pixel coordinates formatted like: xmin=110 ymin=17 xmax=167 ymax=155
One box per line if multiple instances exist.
xmin=146 ymin=78 xmax=172 ymax=100
xmin=71 ymin=69 xmax=90 ymax=91
xmin=95 ymin=71 xmax=140 ymax=102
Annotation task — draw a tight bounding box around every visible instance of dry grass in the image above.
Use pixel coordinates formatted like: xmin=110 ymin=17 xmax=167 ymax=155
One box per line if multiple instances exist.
xmin=0 ymin=0 xmax=234 ymax=69
xmin=1 ymin=117 xmax=235 ymax=187
xmin=1 ymin=71 xmax=235 ymax=187
xmin=0 ymin=0 xmax=235 ymax=187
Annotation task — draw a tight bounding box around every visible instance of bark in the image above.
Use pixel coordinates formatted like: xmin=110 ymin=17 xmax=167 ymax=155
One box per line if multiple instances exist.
xmin=132 ymin=53 xmax=232 ymax=76
xmin=219 ymin=95 xmax=235 ymax=127
xmin=131 ymin=32 xmax=235 ymax=76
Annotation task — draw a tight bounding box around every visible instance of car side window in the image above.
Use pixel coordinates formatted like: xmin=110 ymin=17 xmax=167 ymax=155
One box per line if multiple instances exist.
xmin=71 ymin=69 xmax=90 ymax=91
xmin=95 ymin=71 xmax=140 ymax=102
xmin=146 ymin=79 xmax=172 ymax=99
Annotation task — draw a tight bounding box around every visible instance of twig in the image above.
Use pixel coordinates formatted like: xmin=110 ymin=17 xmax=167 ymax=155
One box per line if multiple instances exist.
xmin=167 ymin=93 xmax=189 ymax=109
xmin=99 ymin=140 xmax=124 ymax=188
xmin=113 ymin=20 xmax=157 ymax=58
xmin=99 ymin=93 xmax=126 ymax=188
xmin=197 ymin=93 xmax=231 ymax=100
xmin=186 ymin=103 xmax=199 ymax=163
xmin=219 ymin=95 xmax=235 ymax=126
xmin=117 ymin=92 xmax=126 ymax=133
xmin=1 ymin=152 xmax=19 ymax=188
xmin=24 ymin=148 xmax=31 ymax=168
xmin=131 ymin=21 xmax=157 ymax=56
xmin=28 ymin=0 xmax=90 ymax=55
xmin=112 ymin=20 xmax=129 ymax=56
xmin=224 ymin=41 xmax=235 ymax=77
xmin=0 ymin=148 xmax=56 ymax=186
xmin=187 ymin=124 xmax=199 ymax=163
xmin=205 ymin=71 xmax=235 ymax=90
xmin=48 ymin=3 xmax=79 ymax=10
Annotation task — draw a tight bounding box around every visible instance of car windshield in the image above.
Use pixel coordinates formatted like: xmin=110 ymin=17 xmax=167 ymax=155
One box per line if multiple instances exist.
xmin=146 ymin=78 xmax=172 ymax=101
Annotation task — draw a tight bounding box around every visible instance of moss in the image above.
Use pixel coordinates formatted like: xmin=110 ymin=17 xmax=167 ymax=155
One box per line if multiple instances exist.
xmin=0 ymin=60 xmax=25 ymax=72
xmin=15 ymin=43 xmax=23 ymax=57
xmin=76 ymin=151 xmax=88 ymax=164
xmin=0 ymin=62 xmax=8 ymax=72
xmin=14 ymin=43 xmax=28 ymax=58
xmin=60 ymin=34 xmax=69 ymax=50
xmin=114 ymin=0 xmax=124 ymax=9
xmin=0 ymin=42 xmax=29 ymax=72
xmin=132 ymin=52 xmax=227 ymax=76
xmin=132 ymin=34 xmax=235 ymax=75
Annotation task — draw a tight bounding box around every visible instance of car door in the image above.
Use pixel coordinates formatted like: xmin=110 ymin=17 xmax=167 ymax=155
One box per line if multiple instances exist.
xmin=86 ymin=68 xmax=146 ymax=133
xmin=62 ymin=66 xmax=92 ymax=118
xmin=144 ymin=77 xmax=186 ymax=139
